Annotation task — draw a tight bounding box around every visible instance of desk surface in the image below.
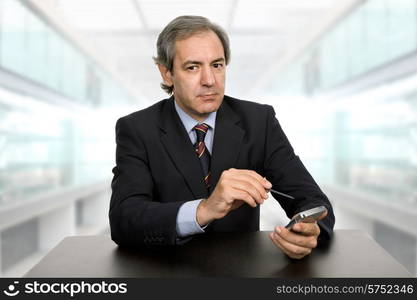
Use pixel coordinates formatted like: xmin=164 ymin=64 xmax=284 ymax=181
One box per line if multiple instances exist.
xmin=25 ymin=230 xmax=411 ymax=277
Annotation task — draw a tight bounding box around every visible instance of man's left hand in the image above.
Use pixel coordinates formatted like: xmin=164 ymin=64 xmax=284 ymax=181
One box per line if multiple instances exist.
xmin=269 ymin=211 xmax=327 ymax=259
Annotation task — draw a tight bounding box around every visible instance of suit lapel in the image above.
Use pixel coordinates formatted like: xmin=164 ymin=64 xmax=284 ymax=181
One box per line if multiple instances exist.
xmin=210 ymin=98 xmax=245 ymax=193
xmin=159 ymin=97 xmax=208 ymax=198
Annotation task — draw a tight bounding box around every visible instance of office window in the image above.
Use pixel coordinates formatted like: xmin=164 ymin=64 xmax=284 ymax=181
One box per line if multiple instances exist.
xmin=362 ymin=0 xmax=389 ymax=71
xmin=44 ymin=29 xmax=64 ymax=91
xmin=345 ymin=5 xmax=366 ymax=78
xmin=264 ymin=0 xmax=417 ymax=209
xmin=0 ymin=0 xmax=134 ymax=107
xmin=385 ymin=0 xmax=417 ymax=61
xmin=271 ymin=0 xmax=417 ymax=94
xmin=0 ymin=0 xmax=27 ymax=75
xmin=0 ymin=99 xmax=67 ymax=204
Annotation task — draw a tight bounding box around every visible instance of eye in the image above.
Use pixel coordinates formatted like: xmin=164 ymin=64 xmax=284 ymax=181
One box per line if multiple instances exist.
xmin=187 ymin=65 xmax=198 ymax=71
xmin=213 ymin=63 xmax=224 ymax=69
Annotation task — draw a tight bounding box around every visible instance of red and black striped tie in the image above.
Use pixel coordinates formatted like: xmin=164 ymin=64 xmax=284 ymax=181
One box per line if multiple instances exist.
xmin=193 ymin=123 xmax=211 ymax=190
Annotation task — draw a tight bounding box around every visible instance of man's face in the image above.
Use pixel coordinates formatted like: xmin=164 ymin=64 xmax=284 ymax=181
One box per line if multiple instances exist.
xmin=159 ymin=30 xmax=226 ymax=121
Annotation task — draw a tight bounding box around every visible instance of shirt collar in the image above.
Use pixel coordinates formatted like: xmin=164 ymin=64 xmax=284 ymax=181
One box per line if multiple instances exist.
xmin=174 ymin=99 xmax=217 ymax=134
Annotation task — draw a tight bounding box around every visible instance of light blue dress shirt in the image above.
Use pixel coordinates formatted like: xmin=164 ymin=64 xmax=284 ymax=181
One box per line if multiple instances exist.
xmin=174 ymin=99 xmax=217 ymax=238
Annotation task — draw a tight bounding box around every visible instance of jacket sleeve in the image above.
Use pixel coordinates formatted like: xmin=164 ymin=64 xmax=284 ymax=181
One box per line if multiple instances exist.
xmin=263 ymin=105 xmax=335 ymax=243
xmin=109 ymin=116 xmax=186 ymax=248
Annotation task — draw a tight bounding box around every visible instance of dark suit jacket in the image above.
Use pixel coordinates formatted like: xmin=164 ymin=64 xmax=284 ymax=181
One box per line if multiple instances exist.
xmin=109 ymin=95 xmax=335 ymax=248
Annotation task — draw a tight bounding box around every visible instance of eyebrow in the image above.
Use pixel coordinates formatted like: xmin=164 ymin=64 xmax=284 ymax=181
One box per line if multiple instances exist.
xmin=182 ymin=57 xmax=225 ymax=68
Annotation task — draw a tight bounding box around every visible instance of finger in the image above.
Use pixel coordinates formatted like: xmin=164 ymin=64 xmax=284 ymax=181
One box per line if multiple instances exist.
xmin=241 ymin=169 xmax=272 ymax=189
xmin=270 ymin=232 xmax=310 ymax=259
xmin=272 ymin=231 xmax=312 ymax=258
xmin=275 ymin=226 xmax=318 ymax=248
xmin=269 ymin=232 xmax=293 ymax=258
xmin=230 ymin=179 xmax=265 ymax=204
xmin=230 ymin=188 xmax=258 ymax=208
xmin=229 ymin=173 xmax=269 ymax=202
xmin=230 ymin=169 xmax=272 ymax=189
xmin=292 ymin=222 xmax=321 ymax=237
xmin=317 ymin=210 xmax=328 ymax=221
xmin=295 ymin=210 xmax=328 ymax=225
xmin=274 ymin=232 xmax=312 ymax=258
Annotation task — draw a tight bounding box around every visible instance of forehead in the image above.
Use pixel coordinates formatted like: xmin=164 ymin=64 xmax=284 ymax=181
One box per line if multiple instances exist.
xmin=174 ymin=31 xmax=225 ymax=62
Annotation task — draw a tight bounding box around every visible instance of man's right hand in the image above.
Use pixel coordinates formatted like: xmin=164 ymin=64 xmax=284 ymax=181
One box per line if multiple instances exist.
xmin=196 ymin=168 xmax=272 ymax=226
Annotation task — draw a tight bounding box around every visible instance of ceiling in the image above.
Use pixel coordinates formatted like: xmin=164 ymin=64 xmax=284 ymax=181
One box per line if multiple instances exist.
xmin=52 ymin=0 xmax=359 ymax=103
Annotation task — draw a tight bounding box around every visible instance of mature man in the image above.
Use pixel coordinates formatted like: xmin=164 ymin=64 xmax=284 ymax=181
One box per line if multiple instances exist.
xmin=110 ymin=15 xmax=335 ymax=259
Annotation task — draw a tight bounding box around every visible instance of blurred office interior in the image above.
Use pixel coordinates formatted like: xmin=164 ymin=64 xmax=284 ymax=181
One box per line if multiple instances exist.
xmin=0 ymin=0 xmax=416 ymax=276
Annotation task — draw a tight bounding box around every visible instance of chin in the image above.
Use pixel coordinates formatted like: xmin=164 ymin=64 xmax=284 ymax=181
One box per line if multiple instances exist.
xmin=205 ymin=96 xmax=223 ymax=108
xmin=200 ymin=101 xmax=221 ymax=114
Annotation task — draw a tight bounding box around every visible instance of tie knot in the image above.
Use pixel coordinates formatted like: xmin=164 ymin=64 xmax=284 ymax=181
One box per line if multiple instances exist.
xmin=194 ymin=123 xmax=209 ymax=142
xmin=194 ymin=123 xmax=209 ymax=133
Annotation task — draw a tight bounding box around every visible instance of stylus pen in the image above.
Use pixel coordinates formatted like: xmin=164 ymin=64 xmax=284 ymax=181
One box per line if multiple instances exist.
xmin=268 ymin=188 xmax=295 ymax=200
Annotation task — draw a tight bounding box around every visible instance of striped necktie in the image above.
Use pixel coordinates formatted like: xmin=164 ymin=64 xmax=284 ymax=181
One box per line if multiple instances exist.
xmin=193 ymin=123 xmax=211 ymax=190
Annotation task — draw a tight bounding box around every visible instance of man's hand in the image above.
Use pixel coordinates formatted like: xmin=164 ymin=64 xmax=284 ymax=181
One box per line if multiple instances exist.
xmin=196 ymin=168 xmax=272 ymax=226
xmin=269 ymin=211 xmax=327 ymax=259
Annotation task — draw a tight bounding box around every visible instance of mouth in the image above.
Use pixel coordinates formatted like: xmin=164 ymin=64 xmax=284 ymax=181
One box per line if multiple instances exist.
xmin=198 ymin=93 xmax=217 ymax=100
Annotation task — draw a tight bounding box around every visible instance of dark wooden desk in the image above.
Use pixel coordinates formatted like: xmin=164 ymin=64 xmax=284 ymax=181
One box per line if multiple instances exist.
xmin=25 ymin=230 xmax=411 ymax=277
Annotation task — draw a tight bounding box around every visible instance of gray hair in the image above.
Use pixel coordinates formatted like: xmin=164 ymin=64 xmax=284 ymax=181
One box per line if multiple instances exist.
xmin=153 ymin=15 xmax=231 ymax=94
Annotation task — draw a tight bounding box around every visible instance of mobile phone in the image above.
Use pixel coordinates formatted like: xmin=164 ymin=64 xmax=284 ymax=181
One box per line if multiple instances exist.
xmin=285 ymin=206 xmax=327 ymax=229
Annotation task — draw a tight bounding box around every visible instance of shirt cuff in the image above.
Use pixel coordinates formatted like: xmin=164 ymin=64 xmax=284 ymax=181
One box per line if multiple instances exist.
xmin=176 ymin=199 xmax=207 ymax=238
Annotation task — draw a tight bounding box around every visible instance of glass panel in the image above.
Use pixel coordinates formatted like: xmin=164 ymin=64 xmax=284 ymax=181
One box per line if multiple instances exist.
xmin=44 ymin=28 xmax=63 ymax=91
xmin=0 ymin=0 xmax=27 ymax=74
xmin=0 ymin=97 xmax=69 ymax=204
xmin=26 ymin=10 xmax=47 ymax=83
xmin=386 ymin=0 xmax=417 ymax=61
xmin=0 ymin=89 xmax=116 ymax=206
xmin=266 ymin=0 xmax=417 ymax=209
xmin=270 ymin=0 xmax=417 ymax=93
xmin=0 ymin=0 xmax=134 ymax=106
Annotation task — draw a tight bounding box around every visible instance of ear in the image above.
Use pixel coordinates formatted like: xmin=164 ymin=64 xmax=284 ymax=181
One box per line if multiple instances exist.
xmin=157 ymin=64 xmax=173 ymax=87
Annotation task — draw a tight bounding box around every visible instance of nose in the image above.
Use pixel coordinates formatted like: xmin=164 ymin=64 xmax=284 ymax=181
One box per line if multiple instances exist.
xmin=200 ymin=67 xmax=215 ymax=87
